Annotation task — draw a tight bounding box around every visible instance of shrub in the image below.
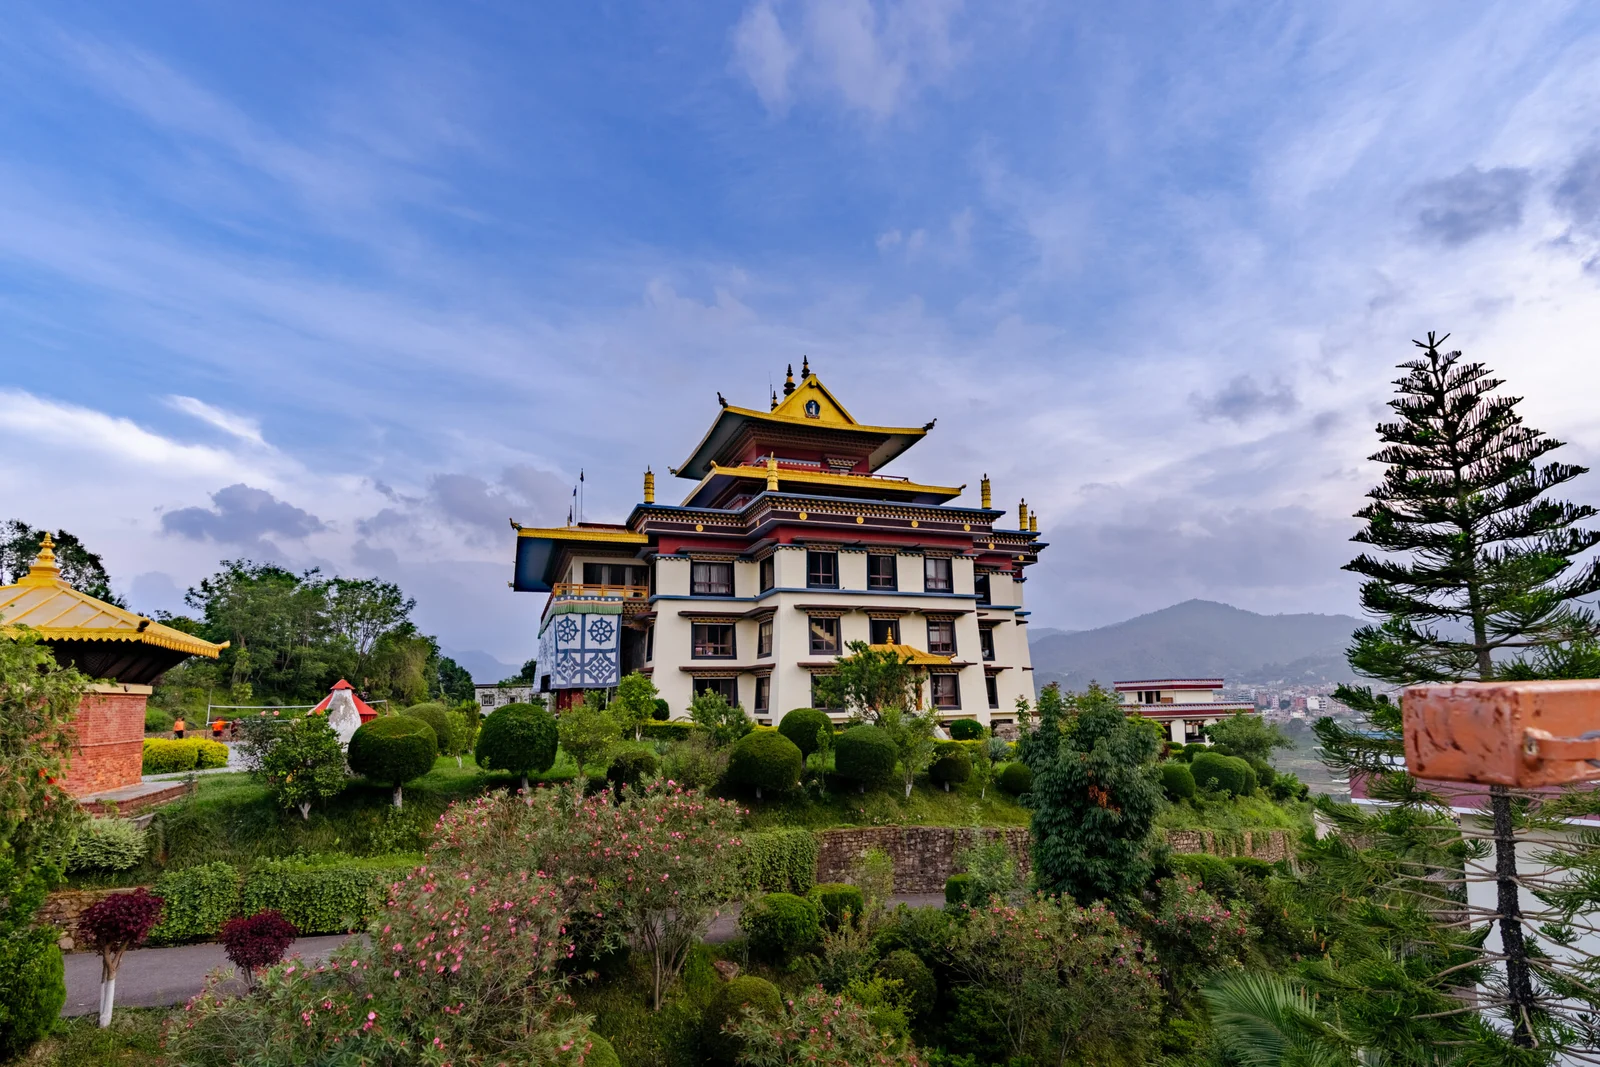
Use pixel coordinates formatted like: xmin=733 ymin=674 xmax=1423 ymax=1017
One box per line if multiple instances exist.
xmin=875 ymin=948 xmax=936 ymax=1023
xmin=141 ymin=737 xmax=198 ymax=774
xmin=739 ymin=892 xmax=822 ymax=962
xmin=1159 ymin=761 xmax=1197 ymax=801
xmin=79 ymin=887 xmax=165 ymax=1026
xmin=947 ymin=718 xmax=985 ymax=741
xmin=150 ymin=861 xmax=240 ymax=943
xmin=651 ymin=698 xmax=671 ymax=721
xmin=689 ymin=689 xmax=752 ymax=748
xmin=777 ymin=707 xmax=833 ymax=759
xmin=67 ymin=818 xmax=148 ymax=872
xmin=727 ymin=730 xmax=803 ymax=798
xmin=240 ymin=855 xmax=416 ymax=935
xmin=1169 ymin=853 xmax=1242 ymax=898
xmin=833 ymin=724 xmax=897 ymax=790
xmin=996 ymin=761 xmax=1033 ymax=795
xmin=641 ymin=719 xmax=696 ymax=742
xmin=585 ymin=1033 xmax=622 ymax=1067
xmin=145 ymin=707 xmax=175 ymax=733
xmin=255 ymin=713 xmax=347 ymax=820
xmin=1227 ymin=856 xmax=1276 ymax=881
xmin=661 ymin=735 xmax=729 ymax=791
xmin=739 ymin=829 xmax=818 ymax=895
xmin=929 ymin=742 xmax=972 ymax=790
xmin=605 ymin=747 xmax=659 ymax=797
xmin=1190 ymin=752 xmax=1253 ymax=796
xmin=1269 ymin=771 xmax=1310 ymax=802
xmin=0 ymin=929 xmax=63 ymax=1058
xmin=808 ymin=882 xmax=865 ymax=930
xmin=1246 ymin=756 xmax=1276 ymax=791
xmin=1180 ymin=742 xmax=1209 ymax=762
xmin=401 ymin=702 xmax=458 ymax=753
xmin=944 ymin=872 xmax=974 ymax=907
xmin=474 ymin=702 xmax=558 ymax=788
xmin=703 ymin=975 xmax=784 ymax=1065
xmin=196 ymin=739 xmax=229 ymax=769
xmin=220 ymin=910 xmax=297 ymax=988
xmin=348 ymin=716 xmax=438 ymax=807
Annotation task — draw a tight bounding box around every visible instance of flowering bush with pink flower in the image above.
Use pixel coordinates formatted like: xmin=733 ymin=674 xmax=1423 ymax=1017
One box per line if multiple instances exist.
xmin=729 ymin=986 xmax=924 ymax=1067
xmin=946 ymin=894 xmax=1161 ymax=1067
xmin=1146 ymin=874 xmax=1254 ymax=988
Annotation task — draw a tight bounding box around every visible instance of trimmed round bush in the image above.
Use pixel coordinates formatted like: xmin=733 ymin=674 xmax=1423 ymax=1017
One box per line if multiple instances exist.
xmin=651 ymin=698 xmax=671 ymax=721
xmin=1190 ymin=752 xmax=1253 ymax=796
xmin=703 ymin=975 xmax=784 ymax=1064
xmin=1169 ymin=853 xmax=1242 ymax=897
xmin=1246 ymin=756 xmax=1275 ymax=791
xmin=727 ymin=730 xmax=803 ymax=798
xmin=0 ymin=929 xmax=63 ymax=1058
xmin=777 ymin=707 xmax=832 ymax=759
xmin=585 ymin=1034 xmax=622 ymax=1067
xmin=402 ymin=702 xmax=460 ymax=754
xmin=996 ymin=761 xmax=1033 ymax=795
xmin=195 ymin=739 xmax=229 ymax=769
xmin=807 ymin=882 xmax=865 ymax=929
xmin=606 ymin=747 xmax=659 ymax=797
xmin=947 ymin=718 xmax=985 ymax=741
xmin=833 ymin=724 xmax=897 ymax=790
xmin=1159 ymin=762 xmax=1196 ymax=801
xmin=876 ymin=948 xmax=936 ymax=1023
xmin=944 ymin=873 xmax=975 ymax=907
xmin=474 ymin=702 xmax=558 ymax=787
xmin=738 ymin=892 xmax=821 ymax=962
xmin=348 ymin=716 xmax=438 ymax=804
xmin=1180 ymin=742 xmax=1209 ymax=762
xmin=929 ymin=743 xmax=971 ymax=791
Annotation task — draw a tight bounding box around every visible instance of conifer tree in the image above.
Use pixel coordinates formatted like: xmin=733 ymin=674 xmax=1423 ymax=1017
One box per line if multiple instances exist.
xmin=1329 ymin=332 xmax=1600 ymax=1051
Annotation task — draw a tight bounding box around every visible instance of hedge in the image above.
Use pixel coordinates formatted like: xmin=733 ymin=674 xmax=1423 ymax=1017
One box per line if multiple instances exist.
xmin=739 ymin=892 xmax=821 ymax=962
xmin=401 ymin=702 xmax=460 ymax=754
xmin=834 ymin=724 xmax=897 ymax=789
xmin=640 ymin=720 xmax=696 ymax=742
xmin=151 ymin=861 xmax=241 ymax=943
xmin=996 ymin=761 xmax=1033 ymax=795
xmin=585 ymin=1034 xmax=621 ymax=1067
xmin=1168 ymin=853 xmax=1241 ymax=898
xmin=807 ymin=882 xmax=864 ymax=930
xmin=1246 ymin=756 xmax=1276 ymax=791
xmin=1159 ymin=762 xmax=1197 ymax=801
xmin=240 ymin=854 xmax=417 ymax=935
xmin=777 ymin=707 xmax=833 ymax=759
xmin=0 ymin=928 xmax=64 ymax=1059
xmin=142 ymin=738 xmax=229 ymax=775
xmin=704 ymin=976 xmax=783 ymax=1064
xmin=947 ymin=718 xmax=985 ymax=741
xmin=67 ymin=818 xmax=148 ymax=873
xmin=727 ymin=730 xmax=803 ymax=797
xmin=739 ymin=828 xmax=817 ymax=896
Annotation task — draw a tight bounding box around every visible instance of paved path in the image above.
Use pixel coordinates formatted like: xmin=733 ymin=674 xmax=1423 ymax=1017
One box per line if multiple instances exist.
xmin=60 ymin=895 xmax=948 ymax=1016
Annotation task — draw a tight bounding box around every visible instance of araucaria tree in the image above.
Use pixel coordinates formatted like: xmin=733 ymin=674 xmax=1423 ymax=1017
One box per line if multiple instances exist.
xmin=1027 ymin=683 xmax=1163 ymax=904
xmin=1336 ymin=332 xmax=1600 ymax=1048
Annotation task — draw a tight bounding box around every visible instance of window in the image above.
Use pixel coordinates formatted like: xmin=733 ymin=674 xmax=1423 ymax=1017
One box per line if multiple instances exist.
xmin=695 ymin=677 xmax=738 ymax=705
xmin=979 ymin=626 xmax=995 ymax=662
xmin=931 ymin=674 xmax=960 ymax=709
xmin=870 ymin=618 xmax=899 ymax=645
xmin=986 ymin=675 xmax=999 ymax=709
xmin=583 ymin=562 xmax=645 ymax=588
xmin=809 ymin=615 xmax=840 ymax=655
xmin=974 ymin=572 xmax=991 ymax=605
xmin=691 ymin=623 xmax=735 ymax=658
xmin=760 ymin=556 xmax=775 ymax=592
xmin=924 ymin=556 xmax=952 ymax=592
xmin=757 ymin=619 xmax=773 ymax=657
xmin=754 ymin=675 xmax=770 ymax=712
xmin=806 ymin=550 xmax=838 ymax=589
xmin=1138 ymin=689 xmax=1163 ymax=705
xmin=927 ymin=619 xmax=956 ymax=655
xmin=867 ymin=553 xmax=897 ymax=590
xmin=646 ymin=624 xmax=655 ymax=663
xmin=811 ymin=674 xmax=841 ymax=709
xmin=691 ymin=561 xmax=733 ymax=596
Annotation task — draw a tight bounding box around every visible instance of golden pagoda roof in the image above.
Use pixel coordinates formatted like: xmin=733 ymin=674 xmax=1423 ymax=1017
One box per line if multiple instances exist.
xmin=0 ymin=535 xmax=225 ymax=659
xmin=868 ymin=643 xmax=953 ymax=667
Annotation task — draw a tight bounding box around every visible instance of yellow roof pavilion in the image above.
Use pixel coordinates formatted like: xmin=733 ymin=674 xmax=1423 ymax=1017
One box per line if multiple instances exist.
xmin=0 ymin=535 xmax=224 ymax=659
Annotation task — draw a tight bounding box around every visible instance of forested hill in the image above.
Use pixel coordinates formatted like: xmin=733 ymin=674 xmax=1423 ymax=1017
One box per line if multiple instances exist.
xmin=1028 ymin=599 xmax=1363 ymax=691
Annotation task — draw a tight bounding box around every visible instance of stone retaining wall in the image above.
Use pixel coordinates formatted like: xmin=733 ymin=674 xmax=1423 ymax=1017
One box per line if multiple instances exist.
xmin=1165 ymin=828 xmax=1291 ymax=862
xmin=814 ymin=826 xmax=1032 ymax=893
xmin=38 ymin=887 xmax=140 ymax=952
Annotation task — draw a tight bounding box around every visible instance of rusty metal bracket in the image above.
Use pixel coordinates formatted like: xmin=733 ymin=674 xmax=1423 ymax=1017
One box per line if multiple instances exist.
xmin=1405 ymin=681 xmax=1600 ymax=786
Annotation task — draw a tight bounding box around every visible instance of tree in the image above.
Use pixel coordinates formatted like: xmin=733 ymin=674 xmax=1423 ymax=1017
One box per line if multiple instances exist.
xmin=689 ymin=688 xmax=752 ymax=748
xmin=475 ymin=701 xmax=559 ymax=791
xmin=326 ymin=577 xmax=414 ymax=684
xmin=611 ymin=671 xmax=658 ymax=742
xmin=346 ymin=716 xmax=437 ymax=808
xmin=433 ymin=655 xmax=475 ymax=704
xmin=220 ymin=911 xmax=297 ymax=991
xmin=0 ymin=522 xmax=122 ymax=605
xmin=878 ymin=705 xmax=938 ymax=799
xmin=1336 ymin=333 xmax=1600 ymax=1049
xmin=1028 ymin=684 xmax=1164 ymax=904
xmin=813 ymin=642 xmax=921 ymax=723
xmin=252 ymin=714 xmax=346 ymax=819
xmin=0 ymin=630 xmax=86 ymax=1056
xmin=79 ymin=888 xmax=164 ymax=1027
xmin=558 ymin=696 xmax=620 ymax=789
xmin=1205 ymin=712 xmax=1290 ymax=764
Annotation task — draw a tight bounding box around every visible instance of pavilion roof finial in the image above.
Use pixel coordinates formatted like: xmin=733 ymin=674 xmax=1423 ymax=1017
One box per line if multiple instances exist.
xmin=783 ymin=364 xmax=796 ymax=396
xmin=801 ymin=355 xmax=810 ymax=379
xmin=26 ymin=532 xmax=61 ymax=582
xmin=770 ymin=387 xmax=778 ymax=410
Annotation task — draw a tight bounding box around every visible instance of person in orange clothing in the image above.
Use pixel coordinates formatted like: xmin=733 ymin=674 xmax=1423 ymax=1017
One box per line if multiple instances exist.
xmin=211 ymin=719 xmax=226 ymax=739
xmin=173 ymin=717 xmax=185 ymax=740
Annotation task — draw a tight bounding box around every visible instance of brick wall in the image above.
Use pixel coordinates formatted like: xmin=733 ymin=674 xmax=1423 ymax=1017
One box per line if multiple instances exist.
xmin=814 ymin=826 xmax=1032 ymax=893
xmin=61 ymin=688 xmax=149 ymax=797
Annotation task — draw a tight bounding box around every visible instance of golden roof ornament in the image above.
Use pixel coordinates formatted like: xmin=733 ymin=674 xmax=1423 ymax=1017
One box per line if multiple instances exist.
xmin=22 ymin=532 xmax=61 ymax=585
xmin=783 ymin=364 xmax=796 ymax=396
xmin=766 ymin=453 xmax=779 ymax=491
xmin=980 ymin=474 xmax=991 ymax=509
xmin=1018 ymin=499 xmax=1029 ymax=530
xmin=643 ymin=468 xmax=655 ymax=504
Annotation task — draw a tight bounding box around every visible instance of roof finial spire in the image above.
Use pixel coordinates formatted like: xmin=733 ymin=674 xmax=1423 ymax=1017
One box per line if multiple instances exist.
xmin=766 ymin=452 xmax=779 ymax=491
xmin=20 ymin=532 xmax=62 ymax=585
xmin=801 ymin=354 xmax=810 ymax=378
xmin=1018 ymin=498 xmax=1029 ymax=531
xmin=770 ymin=387 xmax=778 ymax=410
xmin=980 ymin=474 xmax=991 ymax=509
xmin=783 ymin=364 xmax=796 ymax=396
xmin=643 ymin=467 xmax=656 ymax=504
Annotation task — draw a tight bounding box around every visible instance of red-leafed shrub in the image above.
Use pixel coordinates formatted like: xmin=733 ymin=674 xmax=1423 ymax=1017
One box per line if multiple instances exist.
xmin=79 ymin=888 xmax=165 ymax=962
xmin=220 ymin=911 xmax=298 ymax=989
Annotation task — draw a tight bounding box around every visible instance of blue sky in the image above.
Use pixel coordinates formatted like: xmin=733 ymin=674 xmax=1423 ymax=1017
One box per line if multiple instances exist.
xmin=4 ymin=2 xmax=1600 ymax=674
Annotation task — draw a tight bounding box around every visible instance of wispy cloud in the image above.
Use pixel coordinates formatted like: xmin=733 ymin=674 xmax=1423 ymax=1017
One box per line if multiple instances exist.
xmin=165 ymin=395 xmax=267 ymax=447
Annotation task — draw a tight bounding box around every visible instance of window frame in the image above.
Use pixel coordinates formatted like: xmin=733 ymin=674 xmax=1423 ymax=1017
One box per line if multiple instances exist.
xmin=986 ymin=674 xmax=1000 ymax=709
xmin=691 ymin=622 xmax=736 ymax=659
xmin=866 ymin=553 xmax=897 ymax=590
xmin=754 ymin=675 xmax=770 ymax=712
xmin=691 ymin=560 xmax=734 ymax=597
xmin=926 ymin=618 xmax=956 ymax=656
xmin=931 ymin=673 xmax=961 ymax=709
xmin=979 ymin=626 xmax=996 ymax=662
xmin=806 ymin=550 xmax=839 ymax=589
xmin=757 ymin=619 xmax=773 ymax=658
xmin=759 ymin=555 xmax=776 ymax=593
xmin=808 ymin=615 xmax=840 ymax=655
xmin=974 ymin=572 xmax=991 ymax=605
xmin=924 ymin=555 xmax=952 ymax=593
xmin=695 ymin=677 xmax=738 ymax=705
xmin=869 ymin=617 xmax=900 ymax=645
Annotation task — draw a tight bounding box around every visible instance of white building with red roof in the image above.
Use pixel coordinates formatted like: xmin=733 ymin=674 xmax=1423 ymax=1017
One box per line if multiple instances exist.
xmin=1113 ymin=678 xmax=1256 ymax=744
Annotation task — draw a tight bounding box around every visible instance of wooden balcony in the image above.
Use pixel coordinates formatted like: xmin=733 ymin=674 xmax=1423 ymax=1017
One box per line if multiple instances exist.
xmin=550 ymin=582 xmax=650 ymax=600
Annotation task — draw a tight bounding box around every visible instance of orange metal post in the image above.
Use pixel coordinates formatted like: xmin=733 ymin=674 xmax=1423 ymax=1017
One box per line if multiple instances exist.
xmin=1403 ymin=679 xmax=1600 ymax=787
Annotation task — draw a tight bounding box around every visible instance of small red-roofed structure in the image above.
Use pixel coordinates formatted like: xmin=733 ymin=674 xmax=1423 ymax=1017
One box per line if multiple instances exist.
xmin=310 ymin=679 xmax=378 ymax=724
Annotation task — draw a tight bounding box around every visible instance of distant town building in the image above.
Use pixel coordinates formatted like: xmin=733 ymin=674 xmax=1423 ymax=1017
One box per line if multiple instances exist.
xmin=475 ymin=683 xmax=535 ymax=712
xmin=1113 ymin=677 xmax=1257 ymax=744
xmin=508 ymin=361 xmax=1046 ymax=726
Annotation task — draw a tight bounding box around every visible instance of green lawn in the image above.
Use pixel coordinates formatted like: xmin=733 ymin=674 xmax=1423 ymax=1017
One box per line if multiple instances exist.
xmin=1155 ymin=792 xmax=1313 ymax=835
xmin=23 ymin=1011 xmax=167 ymax=1067
xmin=736 ymin=776 xmax=1031 ymax=830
